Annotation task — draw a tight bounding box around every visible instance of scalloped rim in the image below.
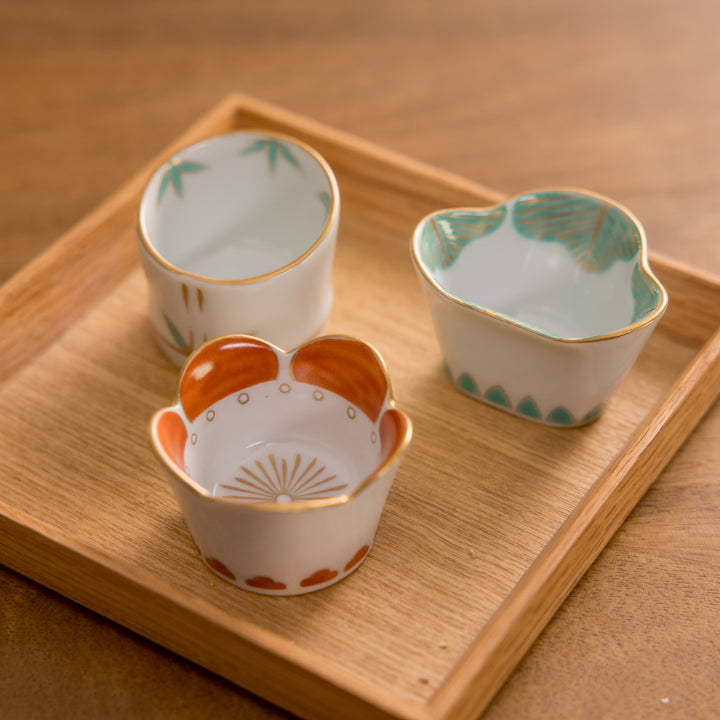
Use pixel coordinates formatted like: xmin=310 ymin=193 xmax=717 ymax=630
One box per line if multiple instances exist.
xmin=410 ymin=187 xmax=669 ymax=343
xmin=136 ymin=129 xmax=340 ymax=285
xmin=149 ymin=334 xmax=413 ymax=513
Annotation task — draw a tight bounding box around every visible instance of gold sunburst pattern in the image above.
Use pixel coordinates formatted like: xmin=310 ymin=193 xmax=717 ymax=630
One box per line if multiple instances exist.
xmin=218 ymin=452 xmax=348 ymax=503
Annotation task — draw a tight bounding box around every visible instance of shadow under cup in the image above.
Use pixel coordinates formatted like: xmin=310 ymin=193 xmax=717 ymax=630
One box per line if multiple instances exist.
xmin=136 ymin=130 xmax=340 ymax=366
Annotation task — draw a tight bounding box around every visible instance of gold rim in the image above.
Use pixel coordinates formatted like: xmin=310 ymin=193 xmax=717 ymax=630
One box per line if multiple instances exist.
xmin=149 ymin=333 xmax=413 ymax=513
xmin=410 ymin=186 xmax=669 ymax=344
xmin=136 ymin=129 xmax=340 ymax=285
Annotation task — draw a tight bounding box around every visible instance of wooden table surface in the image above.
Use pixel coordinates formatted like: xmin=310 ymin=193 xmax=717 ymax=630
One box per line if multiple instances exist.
xmin=1 ymin=1 xmax=718 ymax=718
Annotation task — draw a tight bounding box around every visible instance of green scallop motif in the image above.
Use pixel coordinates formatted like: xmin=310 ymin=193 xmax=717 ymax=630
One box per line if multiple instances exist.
xmin=420 ymin=207 xmax=507 ymax=271
xmin=546 ymin=406 xmax=575 ymax=425
xmin=457 ymin=373 xmax=480 ymax=396
xmin=485 ymin=385 xmax=510 ymax=408
xmin=631 ymin=262 xmax=662 ymax=322
xmin=512 ymin=192 xmax=641 ymax=273
xmin=581 ymin=404 xmax=603 ymax=424
xmin=517 ymin=396 xmax=541 ymax=419
xmin=447 ymin=369 xmax=605 ymax=427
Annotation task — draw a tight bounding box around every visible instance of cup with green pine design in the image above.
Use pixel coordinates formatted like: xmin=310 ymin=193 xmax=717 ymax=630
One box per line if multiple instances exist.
xmin=411 ymin=188 xmax=668 ymax=427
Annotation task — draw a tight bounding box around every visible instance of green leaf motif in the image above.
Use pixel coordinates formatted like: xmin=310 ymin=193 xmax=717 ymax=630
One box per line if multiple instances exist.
xmin=319 ymin=191 xmax=331 ymax=218
xmin=419 ymin=208 xmax=507 ymax=271
xmin=240 ymin=139 xmax=301 ymax=173
xmin=631 ymin=262 xmax=662 ymax=322
xmin=512 ymin=192 xmax=641 ymax=273
xmin=279 ymin=143 xmax=300 ymax=167
xmin=157 ymin=160 xmax=207 ymax=204
xmin=164 ymin=315 xmax=189 ymax=353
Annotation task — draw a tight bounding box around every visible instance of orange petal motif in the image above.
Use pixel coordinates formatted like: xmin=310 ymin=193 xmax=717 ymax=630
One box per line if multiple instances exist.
xmin=245 ymin=576 xmax=287 ymax=591
xmin=155 ymin=409 xmax=187 ymax=469
xmin=291 ymin=338 xmax=388 ymax=422
xmin=344 ymin=545 xmax=370 ymax=572
xmin=379 ymin=408 xmax=408 ymax=463
xmin=205 ymin=556 xmax=236 ymax=581
xmin=299 ymin=568 xmax=338 ymax=587
xmin=179 ymin=337 xmax=279 ymax=421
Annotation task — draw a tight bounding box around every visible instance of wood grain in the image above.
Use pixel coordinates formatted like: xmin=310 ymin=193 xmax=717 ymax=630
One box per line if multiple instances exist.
xmin=2 ymin=1 xmax=720 ymax=718
xmin=0 ymin=96 xmax=717 ymax=720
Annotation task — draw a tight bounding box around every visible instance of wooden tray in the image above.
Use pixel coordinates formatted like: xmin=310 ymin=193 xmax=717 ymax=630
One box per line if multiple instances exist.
xmin=1 ymin=94 xmax=719 ymax=720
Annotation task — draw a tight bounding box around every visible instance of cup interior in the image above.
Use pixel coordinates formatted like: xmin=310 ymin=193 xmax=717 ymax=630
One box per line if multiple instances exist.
xmin=138 ymin=132 xmax=336 ymax=281
xmin=189 ymin=383 xmax=385 ymax=502
xmin=152 ymin=336 xmax=411 ymax=507
xmin=414 ymin=191 xmax=666 ymax=339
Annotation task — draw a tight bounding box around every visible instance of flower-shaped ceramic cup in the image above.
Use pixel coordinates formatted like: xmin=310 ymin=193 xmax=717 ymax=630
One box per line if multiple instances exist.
xmin=150 ymin=335 xmax=412 ymax=595
xmin=137 ymin=131 xmax=340 ymax=366
xmin=411 ymin=189 xmax=668 ymax=427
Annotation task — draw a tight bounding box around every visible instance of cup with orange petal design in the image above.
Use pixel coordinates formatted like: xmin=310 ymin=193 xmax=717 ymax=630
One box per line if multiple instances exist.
xmin=150 ymin=334 xmax=412 ymax=595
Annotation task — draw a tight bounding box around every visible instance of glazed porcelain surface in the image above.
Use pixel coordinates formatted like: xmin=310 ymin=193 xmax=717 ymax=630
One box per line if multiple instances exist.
xmin=150 ymin=335 xmax=412 ymax=595
xmin=137 ymin=130 xmax=340 ymax=366
xmin=411 ymin=189 xmax=668 ymax=427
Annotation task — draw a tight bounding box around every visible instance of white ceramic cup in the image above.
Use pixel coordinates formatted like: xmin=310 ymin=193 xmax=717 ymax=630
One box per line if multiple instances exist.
xmin=411 ymin=189 xmax=668 ymax=426
xmin=150 ymin=334 xmax=413 ymax=595
xmin=136 ymin=130 xmax=340 ymax=366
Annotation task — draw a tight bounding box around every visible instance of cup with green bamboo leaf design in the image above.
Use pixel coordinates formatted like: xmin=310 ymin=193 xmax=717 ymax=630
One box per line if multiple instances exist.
xmin=137 ymin=130 xmax=340 ymax=366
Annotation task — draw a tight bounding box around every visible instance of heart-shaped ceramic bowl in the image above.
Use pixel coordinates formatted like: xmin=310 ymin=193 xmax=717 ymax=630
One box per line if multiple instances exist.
xmin=411 ymin=188 xmax=668 ymax=426
xmin=150 ymin=335 xmax=412 ymax=595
